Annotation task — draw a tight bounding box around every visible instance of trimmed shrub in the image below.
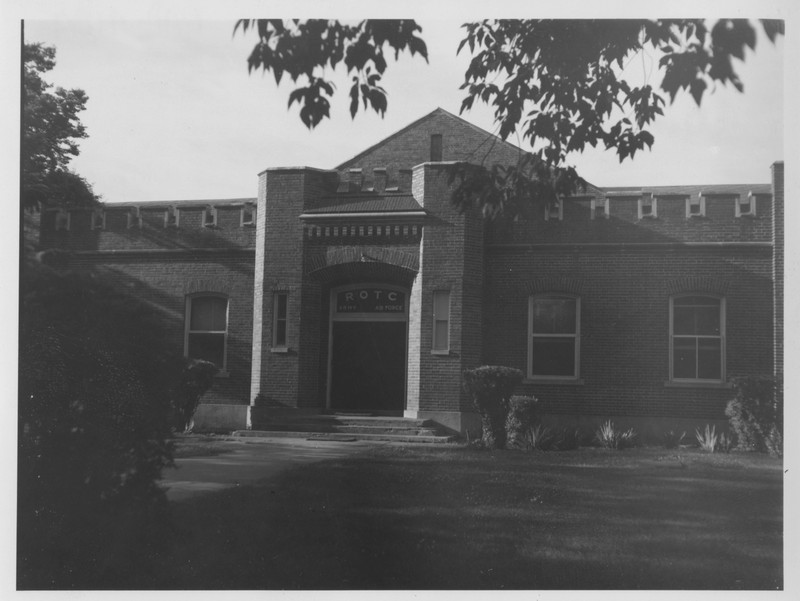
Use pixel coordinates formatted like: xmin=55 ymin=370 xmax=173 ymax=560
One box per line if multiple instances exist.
xmin=505 ymin=395 xmax=538 ymax=449
xmin=463 ymin=366 xmax=523 ymax=449
xmin=18 ymin=260 xmax=183 ymax=588
xmin=594 ymin=420 xmax=637 ymax=450
xmin=725 ymin=376 xmax=782 ymax=456
xmin=173 ymin=359 xmax=219 ymax=433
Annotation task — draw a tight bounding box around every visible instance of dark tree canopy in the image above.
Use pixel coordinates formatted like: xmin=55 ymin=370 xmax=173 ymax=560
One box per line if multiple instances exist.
xmin=22 ymin=42 xmax=97 ymax=209
xmin=238 ymin=19 xmax=783 ymax=217
xmin=235 ymin=19 xmax=428 ymax=129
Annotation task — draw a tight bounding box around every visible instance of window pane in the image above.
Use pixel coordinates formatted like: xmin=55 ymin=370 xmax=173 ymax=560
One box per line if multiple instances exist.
xmin=532 ymin=337 xmax=575 ymax=377
xmin=694 ymin=307 xmax=720 ymax=335
xmin=673 ymin=298 xmax=720 ymax=335
xmin=433 ymin=291 xmax=450 ymax=319
xmin=697 ymin=338 xmax=722 ymax=380
xmin=433 ymin=320 xmax=449 ymax=351
xmin=430 ymin=134 xmax=442 ymax=161
xmin=275 ymin=319 xmax=287 ymax=346
xmin=673 ymin=307 xmax=695 ymax=335
xmin=673 ymin=338 xmax=697 ymax=379
xmin=276 ymin=293 xmax=287 ymax=317
xmin=532 ymin=298 xmax=576 ymax=334
xmin=189 ymin=296 xmax=228 ymax=332
xmin=190 ymin=297 xmax=227 ymax=331
xmin=188 ymin=333 xmax=225 ymax=367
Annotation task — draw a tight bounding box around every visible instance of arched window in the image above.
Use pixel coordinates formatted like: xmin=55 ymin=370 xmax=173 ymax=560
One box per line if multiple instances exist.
xmin=670 ymin=295 xmax=725 ymax=382
xmin=185 ymin=294 xmax=229 ymax=370
xmin=528 ymin=295 xmax=580 ymax=379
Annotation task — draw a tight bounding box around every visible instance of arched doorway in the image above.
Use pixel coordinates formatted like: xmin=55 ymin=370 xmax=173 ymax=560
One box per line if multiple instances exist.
xmin=327 ymin=284 xmax=408 ymax=413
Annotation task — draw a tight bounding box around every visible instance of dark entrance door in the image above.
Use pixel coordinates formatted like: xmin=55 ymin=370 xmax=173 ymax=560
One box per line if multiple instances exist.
xmin=330 ymin=321 xmax=406 ymax=412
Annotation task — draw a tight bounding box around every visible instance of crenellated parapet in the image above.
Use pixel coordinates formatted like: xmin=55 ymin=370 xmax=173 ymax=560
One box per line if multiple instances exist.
xmin=39 ymin=198 xmax=258 ymax=252
xmin=487 ymin=183 xmax=773 ymax=247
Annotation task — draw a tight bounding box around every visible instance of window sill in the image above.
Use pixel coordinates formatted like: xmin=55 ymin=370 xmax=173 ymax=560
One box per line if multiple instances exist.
xmin=270 ymin=347 xmax=289 ymax=354
xmin=524 ymin=378 xmax=584 ymax=386
xmin=214 ymin=370 xmax=230 ymax=379
xmin=664 ymin=380 xmax=731 ymax=389
xmin=431 ymin=349 xmax=451 ymax=356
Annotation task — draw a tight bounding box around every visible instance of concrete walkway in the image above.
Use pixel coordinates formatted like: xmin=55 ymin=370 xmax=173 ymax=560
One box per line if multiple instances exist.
xmin=160 ymin=437 xmax=378 ymax=502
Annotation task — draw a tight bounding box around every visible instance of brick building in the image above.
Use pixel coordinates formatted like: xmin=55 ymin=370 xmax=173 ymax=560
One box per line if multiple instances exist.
xmin=37 ymin=108 xmax=784 ymax=438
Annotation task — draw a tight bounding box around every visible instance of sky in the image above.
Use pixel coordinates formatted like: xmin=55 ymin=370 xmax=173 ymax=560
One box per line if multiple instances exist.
xmin=13 ymin=8 xmax=788 ymax=204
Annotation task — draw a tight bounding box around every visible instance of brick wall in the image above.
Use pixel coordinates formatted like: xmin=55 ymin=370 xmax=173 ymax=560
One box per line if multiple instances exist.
xmin=65 ymin=251 xmax=255 ymax=405
xmin=414 ymin=163 xmax=485 ymax=412
xmin=338 ymin=108 xmax=526 ymax=190
xmin=483 ymin=244 xmax=774 ymax=420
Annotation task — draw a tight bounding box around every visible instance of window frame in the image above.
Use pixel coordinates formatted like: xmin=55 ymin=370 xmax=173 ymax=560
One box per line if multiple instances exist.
xmin=431 ymin=290 xmax=451 ymax=354
xmin=184 ymin=293 xmax=229 ymax=372
xmin=592 ymin=198 xmax=609 ymax=220
xmin=241 ymin=203 xmax=256 ymax=226
xmin=165 ymin=206 xmax=180 ymax=228
xmin=91 ymin=209 xmax=106 ymax=230
xmin=127 ymin=207 xmax=142 ymax=229
xmin=669 ymin=294 xmax=726 ymax=384
xmin=55 ymin=209 xmax=70 ymax=231
xmin=638 ymin=195 xmax=657 ymax=220
xmin=735 ymin=193 xmax=757 ymax=218
xmin=545 ymin=198 xmax=563 ymax=221
xmin=203 ymin=205 xmax=217 ymax=228
xmin=686 ymin=195 xmax=706 ymax=218
xmin=527 ymin=294 xmax=581 ymax=381
xmin=272 ymin=292 xmax=289 ymax=351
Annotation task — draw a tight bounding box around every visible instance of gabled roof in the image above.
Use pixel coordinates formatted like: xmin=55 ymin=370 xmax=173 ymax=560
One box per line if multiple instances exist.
xmin=336 ymin=107 xmax=528 ymax=170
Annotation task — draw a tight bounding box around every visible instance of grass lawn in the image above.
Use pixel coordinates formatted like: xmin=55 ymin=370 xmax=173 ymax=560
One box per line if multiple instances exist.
xmin=138 ymin=444 xmax=781 ymax=590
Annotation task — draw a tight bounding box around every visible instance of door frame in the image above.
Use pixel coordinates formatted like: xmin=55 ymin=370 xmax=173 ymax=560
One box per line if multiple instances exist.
xmin=326 ymin=283 xmax=409 ymax=410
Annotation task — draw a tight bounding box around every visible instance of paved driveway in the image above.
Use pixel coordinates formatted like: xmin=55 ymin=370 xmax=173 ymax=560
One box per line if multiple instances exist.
xmin=160 ymin=437 xmax=377 ymax=502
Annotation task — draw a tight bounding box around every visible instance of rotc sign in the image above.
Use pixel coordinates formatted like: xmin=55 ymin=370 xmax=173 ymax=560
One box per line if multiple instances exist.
xmin=336 ymin=288 xmax=405 ymax=313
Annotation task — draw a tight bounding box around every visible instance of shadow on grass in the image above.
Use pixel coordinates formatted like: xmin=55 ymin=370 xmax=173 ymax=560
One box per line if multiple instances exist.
xmin=117 ymin=446 xmax=784 ymax=590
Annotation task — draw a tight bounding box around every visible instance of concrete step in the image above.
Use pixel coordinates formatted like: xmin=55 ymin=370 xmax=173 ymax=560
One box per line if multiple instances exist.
xmin=232 ymin=429 xmax=457 ymax=444
xmin=252 ymin=423 xmax=443 ymax=436
xmin=246 ymin=412 xmax=455 ymax=443
xmin=254 ymin=414 xmax=435 ymax=428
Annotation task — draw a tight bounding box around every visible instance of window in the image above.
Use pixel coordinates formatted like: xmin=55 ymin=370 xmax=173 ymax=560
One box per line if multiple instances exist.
xmin=185 ymin=295 xmax=228 ymax=370
xmin=670 ymin=295 xmax=725 ymax=382
xmin=91 ymin=209 xmax=105 ymax=230
xmin=545 ymin=199 xmax=563 ymax=221
xmin=638 ymin=195 xmax=657 ymax=219
xmin=592 ymin=198 xmax=608 ymax=220
xmin=241 ymin=203 xmax=256 ymax=226
xmin=686 ymin=195 xmax=705 ymax=218
xmin=165 ymin=206 xmax=179 ymax=228
xmin=203 ymin=205 xmax=217 ymax=227
xmin=528 ymin=296 xmax=580 ymax=379
xmin=432 ymin=291 xmax=451 ymax=353
xmin=127 ymin=207 xmax=142 ymax=229
xmin=736 ymin=193 xmax=756 ymax=217
xmin=55 ymin=209 xmax=70 ymax=231
xmin=273 ymin=292 xmax=288 ymax=349
xmin=430 ymin=134 xmax=443 ymax=161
